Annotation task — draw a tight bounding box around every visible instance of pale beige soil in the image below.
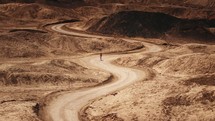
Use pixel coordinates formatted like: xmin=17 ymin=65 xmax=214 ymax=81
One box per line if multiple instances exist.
xmin=0 ymin=23 xmax=142 ymax=121
xmin=1 ymin=22 xmax=213 ymax=121
xmin=83 ymin=43 xmax=215 ymax=121
xmin=0 ymin=57 xmax=112 ymax=121
xmin=38 ymin=23 xmax=160 ymax=121
xmin=0 ymin=2 xmax=215 ymax=121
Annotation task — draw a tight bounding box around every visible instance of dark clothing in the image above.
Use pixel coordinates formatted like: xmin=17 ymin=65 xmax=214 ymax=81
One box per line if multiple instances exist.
xmin=100 ymin=53 xmax=103 ymax=61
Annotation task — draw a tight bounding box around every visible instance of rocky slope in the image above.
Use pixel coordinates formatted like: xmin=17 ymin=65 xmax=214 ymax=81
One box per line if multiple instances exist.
xmin=85 ymin=0 xmax=215 ymax=8
xmin=0 ymin=0 xmax=84 ymax=4
xmin=0 ymin=29 xmax=143 ymax=58
xmin=88 ymin=11 xmax=215 ymax=43
xmin=82 ymin=43 xmax=215 ymax=121
xmin=0 ymin=59 xmax=111 ymax=86
xmin=0 ymin=3 xmax=79 ymax=19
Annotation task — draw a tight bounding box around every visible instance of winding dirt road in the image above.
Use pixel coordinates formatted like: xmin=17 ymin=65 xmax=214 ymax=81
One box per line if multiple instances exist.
xmin=44 ymin=24 xmax=162 ymax=121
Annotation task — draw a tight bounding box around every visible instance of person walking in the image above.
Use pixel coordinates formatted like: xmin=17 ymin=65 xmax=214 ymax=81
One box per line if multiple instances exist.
xmin=100 ymin=53 xmax=103 ymax=61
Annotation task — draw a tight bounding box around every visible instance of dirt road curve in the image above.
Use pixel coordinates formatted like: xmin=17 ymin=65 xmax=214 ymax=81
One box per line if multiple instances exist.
xmin=44 ymin=24 xmax=162 ymax=121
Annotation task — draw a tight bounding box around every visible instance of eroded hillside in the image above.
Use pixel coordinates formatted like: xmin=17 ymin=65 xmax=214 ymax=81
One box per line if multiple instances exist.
xmin=0 ymin=1 xmax=215 ymax=121
xmin=82 ymin=43 xmax=215 ymax=121
xmin=88 ymin=11 xmax=215 ymax=43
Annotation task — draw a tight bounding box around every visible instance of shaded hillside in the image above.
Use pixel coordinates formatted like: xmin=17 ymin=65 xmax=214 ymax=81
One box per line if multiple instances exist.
xmin=0 ymin=29 xmax=143 ymax=58
xmin=0 ymin=0 xmax=86 ymax=8
xmin=89 ymin=11 xmax=180 ymax=38
xmin=166 ymin=20 xmax=215 ymax=42
xmin=2 ymin=0 xmax=214 ymax=8
xmin=98 ymin=4 xmax=215 ymax=19
xmin=88 ymin=11 xmax=215 ymax=41
xmin=0 ymin=0 xmax=84 ymax=4
xmin=0 ymin=3 xmax=79 ymax=20
xmin=0 ymin=59 xmax=111 ymax=86
xmin=85 ymin=0 xmax=215 ymax=8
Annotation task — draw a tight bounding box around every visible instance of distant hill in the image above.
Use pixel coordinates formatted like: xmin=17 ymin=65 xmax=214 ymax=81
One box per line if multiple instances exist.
xmin=0 ymin=0 xmax=85 ymax=5
xmin=88 ymin=11 xmax=215 ymax=42
xmin=0 ymin=3 xmax=79 ymax=20
xmin=1 ymin=0 xmax=215 ymax=8
xmin=85 ymin=0 xmax=215 ymax=8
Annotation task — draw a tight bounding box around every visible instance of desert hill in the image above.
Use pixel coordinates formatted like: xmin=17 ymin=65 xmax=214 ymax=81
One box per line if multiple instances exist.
xmin=0 ymin=30 xmax=143 ymax=58
xmin=0 ymin=0 xmax=84 ymax=4
xmin=0 ymin=59 xmax=111 ymax=86
xmin=0 ymin=1 xmax=215 ymax=121
xmin=155 ymin=53 xmax=215 ymax=76
xmin=88 ymin=11 xmax=215 ymax=42
xmin=0 ymin=3 xmax=79 ymax=20
xmin=84 ymin=43 xmax=215 ymax=121
xmin=1 ymin=0 xmax=214 ymax=28
xmin=85 ymin=0 xmax=215 ymax=8
xmin=89 ymin=11 xmax=179 ymax=38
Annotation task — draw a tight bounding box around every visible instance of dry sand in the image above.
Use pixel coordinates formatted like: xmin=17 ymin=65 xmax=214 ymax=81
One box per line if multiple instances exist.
xmin=0 ymin=2 xmax=215 ymax=121
xmin=0 ymin=22 xmax=143 ymax=121
xmin=82 ymin=43 xmax=215 ymax=121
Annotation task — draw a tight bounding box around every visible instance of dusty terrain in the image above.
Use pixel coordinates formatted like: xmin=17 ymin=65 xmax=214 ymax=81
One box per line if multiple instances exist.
xmin=0 ymin=57 xmax=112 ymax=121
xmin=82 ymin=44 xmax=215 ymax=121
xmin=0 ymin=4 xmax=143 ymax=120
xmin=88 ymin=11 xmax=215 ymax=43
xmin=0 ymin=28 xmax=142 ymax=121
xmin=0 ymin=1 xmax=215 ymax=121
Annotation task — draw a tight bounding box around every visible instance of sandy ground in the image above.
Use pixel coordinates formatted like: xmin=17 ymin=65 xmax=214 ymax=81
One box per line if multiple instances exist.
xmin=82 ymin=43 xmax=215 ymax=120
xmin=42 ymin=55 xmax=144 ymax=121
xmin=0 ymin=57 xmax=112 ymax=121
xmin=1 ymin=22 xmax=214 ymax=121
xmin=48 ymin=22 xmax=215 ymax=121
xmin=40 ymin=23 xmax=162 ymax=121
xmin=0 ymin=2 xmax=214 ymax=121
xmin=0 ymin=22 xmax=143 ymax=121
